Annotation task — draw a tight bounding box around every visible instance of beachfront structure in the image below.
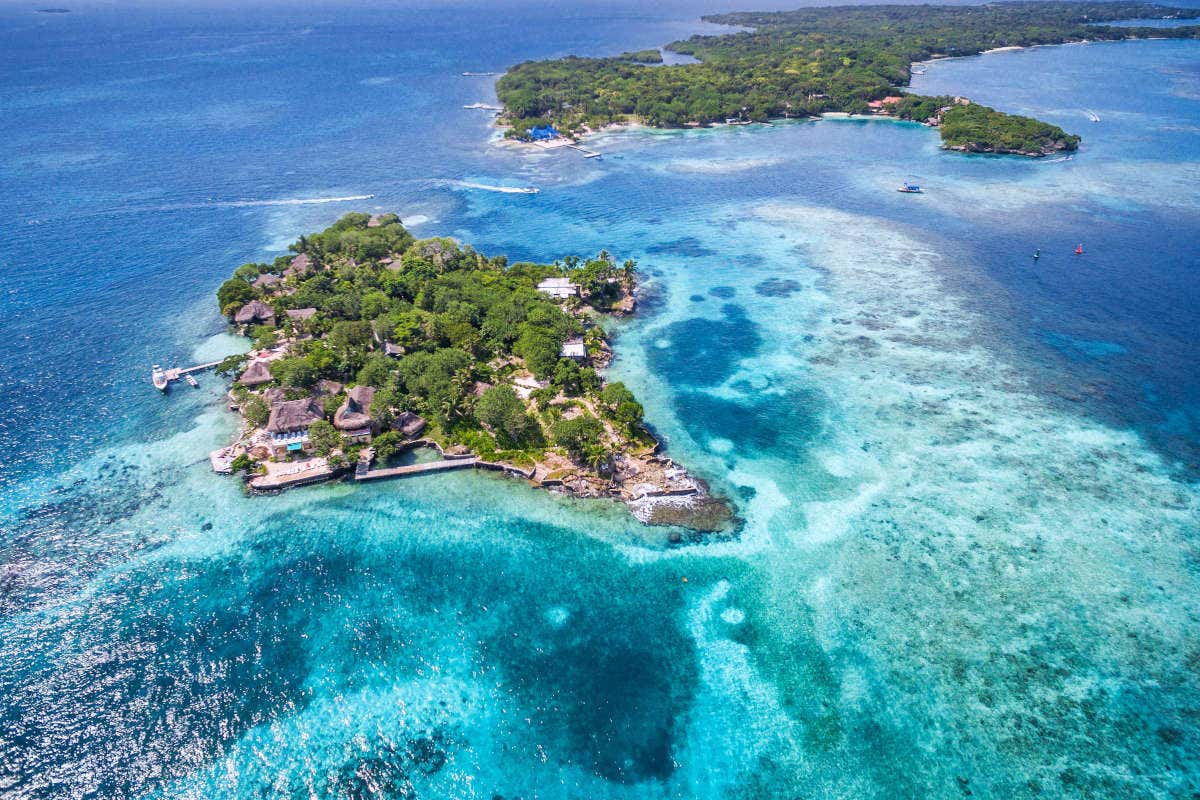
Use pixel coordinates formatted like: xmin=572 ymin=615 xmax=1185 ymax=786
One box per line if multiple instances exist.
xmin=285 ymin=307 xmax=317 ymax=331
xmin=266 ymin=397 xmax=325 ymax=457
xmin=262 ymin=387 xmax=288 ymax=406
xmin=536 ymin=277 xmax=579 ymax=299
xmin=286 ymin=307 xmax=317 ymax=321
xmin=252 ymin=273 xmax=281 ymax=291
xmin=234 ymin=299 xmax=275 ymax=327
xmin=393 ymin=411 xmax=427 ymax=439
xmin=284 ymin=252 xmax=311 ymax=277
xmin=238 ymin=359 xmax=273 ymax=387
xmin=334 ymin=385 xmax=376 ymax=442
xmin=561 ymin=338 xmax=588 ymax=361
xmin=527 ymin=125 xmax=559 ymax=141
xmin=315 ymin=379 xmax=344 ymax=397
xmin=867 ymin=96 xmax=903 ymax=113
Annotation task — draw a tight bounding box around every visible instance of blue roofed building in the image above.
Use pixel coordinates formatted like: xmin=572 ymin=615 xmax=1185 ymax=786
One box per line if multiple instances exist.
xmin=527 ymin=125 xmax=559 ymax=141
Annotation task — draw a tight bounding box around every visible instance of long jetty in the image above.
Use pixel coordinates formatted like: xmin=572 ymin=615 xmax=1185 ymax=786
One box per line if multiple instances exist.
xmin=356 ymin=457 xmax=479 ymax=481
xmin=533 ymin=140 xmax=602 ymax=159
xmin=153 ymin=360 xmax=224 ymax=389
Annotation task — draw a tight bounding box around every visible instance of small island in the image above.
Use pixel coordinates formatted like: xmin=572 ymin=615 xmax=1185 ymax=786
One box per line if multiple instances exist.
xmin=211 ymin=213 xmax=733 ymax=532
xmin=496 ymin=1 xmax=1200 ymax=156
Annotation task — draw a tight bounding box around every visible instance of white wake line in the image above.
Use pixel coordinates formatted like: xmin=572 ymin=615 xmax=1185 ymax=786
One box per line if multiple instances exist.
xmin=64 ymin=194 xmax=377 ymax=221
xmin=202 ymin=194 xmax=374 ymax=208
xmin=449 ymin=181 xmax=539 ymax=194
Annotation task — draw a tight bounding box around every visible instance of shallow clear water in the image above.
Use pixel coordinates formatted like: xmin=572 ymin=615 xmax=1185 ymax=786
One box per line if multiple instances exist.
xmin=2 ymin=4 xmax=1200 ymax=799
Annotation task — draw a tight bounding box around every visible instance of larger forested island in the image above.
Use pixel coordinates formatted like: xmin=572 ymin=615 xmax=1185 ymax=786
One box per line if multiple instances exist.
xmin=497 ymin=1 xmax=1200 ymax=156
xmin=213 ymin=213 xmax=731 ymax=532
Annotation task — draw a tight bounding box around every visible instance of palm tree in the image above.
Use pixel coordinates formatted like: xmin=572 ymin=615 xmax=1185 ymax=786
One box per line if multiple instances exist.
xmin=586 ymin=444 xmax=614 ymax=477
xmin=621 ymin=258 xmax=637 ymax=290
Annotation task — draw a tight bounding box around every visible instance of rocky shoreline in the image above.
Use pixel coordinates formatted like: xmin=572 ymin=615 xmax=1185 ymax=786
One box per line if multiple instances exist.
xmin=234 ymin=428 xmax=734 ymax=533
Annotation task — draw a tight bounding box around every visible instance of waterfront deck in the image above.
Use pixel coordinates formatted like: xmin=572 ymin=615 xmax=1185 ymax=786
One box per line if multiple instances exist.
xmin=356 ymin=457 xmax=479 ymax=481
xmin=533 ymin=140 xmax=601 ymax=158
xmin=248 ymin=457 xmax=335 ymax=492
xmin=152 ymin=359 xmax=224 ymax=390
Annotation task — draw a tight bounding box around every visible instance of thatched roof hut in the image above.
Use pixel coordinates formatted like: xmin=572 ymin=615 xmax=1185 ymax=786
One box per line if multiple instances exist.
xmin=334 ymin=385 xmax=375 ymax=431
xmin=252 ymin=273 xmax=281 ymax=291
xmin=393 ymin=411 xmax=427 ymax=438
xmin=266 ymin=398 xmax=324 ymax=434
xmin=234 ymin=299 xmax=275 ymax=326
xmin=284 ymin=252 xmax=311 ymax=277
xmin=262 ymin=387 xmax=288 ymax=406
xmin=238 ymin=359 xmax=273 ymax=386
xmin=315 ymin=379 xmax=344 ymax=397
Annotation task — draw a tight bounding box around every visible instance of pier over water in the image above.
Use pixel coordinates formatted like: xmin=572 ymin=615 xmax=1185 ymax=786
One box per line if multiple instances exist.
xmin=151 ymin=360 xmax=223 ymax=390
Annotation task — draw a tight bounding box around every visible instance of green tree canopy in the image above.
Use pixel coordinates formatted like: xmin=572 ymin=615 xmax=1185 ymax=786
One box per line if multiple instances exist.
xmin=477 ymin=385 xmax=540 ymax=447
xmin=553 ymin=413 xmax=604 ymax=459
xmin=308 ymin=419 xmax=342 ymax=456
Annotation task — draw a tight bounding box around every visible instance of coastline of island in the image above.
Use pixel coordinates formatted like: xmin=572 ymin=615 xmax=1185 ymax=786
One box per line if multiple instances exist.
xmin=492 ymin=2 xmax=1200 ymax=157
xmin=208 ymin=212 xmax=734 ymax=533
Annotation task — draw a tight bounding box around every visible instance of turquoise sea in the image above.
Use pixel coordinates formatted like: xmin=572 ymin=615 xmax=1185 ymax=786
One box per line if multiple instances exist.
xmin=2 ymin=2 xmax=1200 ymax=798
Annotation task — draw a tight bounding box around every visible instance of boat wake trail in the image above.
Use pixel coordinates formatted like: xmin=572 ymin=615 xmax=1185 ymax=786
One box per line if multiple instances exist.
xmin=450 ymin=181 xmax=539 ymax=194
xmin=44 ymin=194 xmax=378 ymax=224
xmin=212 ymin=194 xmax=375 ymax=208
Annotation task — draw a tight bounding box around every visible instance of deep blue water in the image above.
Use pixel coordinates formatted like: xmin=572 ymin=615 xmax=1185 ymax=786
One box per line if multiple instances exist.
xmin=2 ymin=3 xmax=1200 ymax=799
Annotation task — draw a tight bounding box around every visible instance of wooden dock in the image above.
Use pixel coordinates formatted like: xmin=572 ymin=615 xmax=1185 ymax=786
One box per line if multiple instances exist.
xmin=533 ymin=140 xmax=601 ymax=158
xmin=565 ymin=143 xmax=602 ymax=158
xmin=355 ymin=457 xmax=479 ymax=481
xmin=153 ymin=359 xmax=224 ymax=390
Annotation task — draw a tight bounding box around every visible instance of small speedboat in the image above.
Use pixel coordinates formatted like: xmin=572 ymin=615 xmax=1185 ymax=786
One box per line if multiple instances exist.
xmin=897 ymin=182 xmax=923 ymax=193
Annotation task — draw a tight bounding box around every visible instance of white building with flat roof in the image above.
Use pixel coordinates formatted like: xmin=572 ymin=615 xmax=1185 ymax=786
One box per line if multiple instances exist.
xmin=537 ymin=277 xmax=580 ymax=299
xmin=560 ymin=338 xmax=588 ymax=361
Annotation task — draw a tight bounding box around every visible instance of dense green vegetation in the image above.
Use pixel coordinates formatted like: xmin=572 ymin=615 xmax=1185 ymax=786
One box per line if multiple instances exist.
xmin=220 ymin=213 xmax=648 ymax=469
xmin=497 ymin=2 xmax=1200 ymax=154
xmin=617 ymin=48 xmax=665 ymax=64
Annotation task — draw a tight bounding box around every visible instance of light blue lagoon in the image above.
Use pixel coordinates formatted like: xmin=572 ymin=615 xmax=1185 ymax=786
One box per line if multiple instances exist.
xmin=1 ymin=3 xmax=1199 ymax=799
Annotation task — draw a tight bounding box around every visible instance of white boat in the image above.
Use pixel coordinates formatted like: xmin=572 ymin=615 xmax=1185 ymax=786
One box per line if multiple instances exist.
xmin=151 ymin=364 xmax=168 ymax=391
xmin=185 ymin=374 xmax=199 ymax=388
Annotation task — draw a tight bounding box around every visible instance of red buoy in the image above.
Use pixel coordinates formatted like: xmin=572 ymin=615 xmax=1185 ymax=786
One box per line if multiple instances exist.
xmin=1074 ymin=244 xmax=1083 ymax=255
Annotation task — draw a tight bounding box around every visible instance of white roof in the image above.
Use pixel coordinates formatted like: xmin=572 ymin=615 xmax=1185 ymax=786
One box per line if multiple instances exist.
xmin=561 ymin=340 xmax=587 ymax=358
xmin=538 ymin=277 xmax=576 ymax=288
